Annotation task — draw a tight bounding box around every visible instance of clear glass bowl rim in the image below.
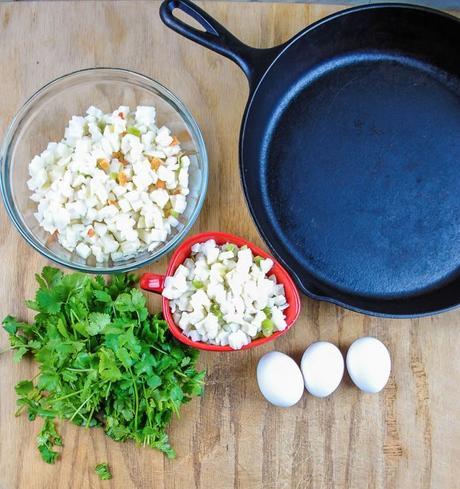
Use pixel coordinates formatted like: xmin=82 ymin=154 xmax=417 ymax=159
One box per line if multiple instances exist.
xmin=0 ymin=67 xmax=209 ymax=273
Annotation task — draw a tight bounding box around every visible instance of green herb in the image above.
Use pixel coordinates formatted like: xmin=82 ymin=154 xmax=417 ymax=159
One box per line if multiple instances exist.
xmin=254 ymin=256 xmax=263 ymax=266
xmin=37 ymin=419 xmax=62 ymax=464
xmin=224 ymin=244 xmax=235 ymax=252
xmin=192 ymin=280 xmax=204 ymax=289
xmin=170 ymin=210 xmax=180 ymax=219
xmin=3 ymin=267 xmax=205 ymax=464
xmin=95 ymin=463 xmax=112 ymax=480
xmin=127 ymin=127 xmax=141 ymax=137
xmin=109 ymin=172 xmax=118 ymax=180
xmin=263 ymin=307 xmax=272 ymax=319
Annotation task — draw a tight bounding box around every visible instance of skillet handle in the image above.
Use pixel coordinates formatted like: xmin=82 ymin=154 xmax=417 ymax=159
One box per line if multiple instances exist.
xmin=160 ymin=0 xmax=281 ymax=88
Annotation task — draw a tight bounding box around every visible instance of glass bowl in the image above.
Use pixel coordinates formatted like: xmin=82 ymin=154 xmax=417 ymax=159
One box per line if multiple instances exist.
xmin=0 ymin=68 xmax=208 ymax=273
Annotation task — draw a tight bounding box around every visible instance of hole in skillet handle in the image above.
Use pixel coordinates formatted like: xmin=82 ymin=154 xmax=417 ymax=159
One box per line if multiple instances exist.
xmin=140 ymin=231 xmax=301 ymax=352
xmin=159 ymin=0 xmax=262 ymax=85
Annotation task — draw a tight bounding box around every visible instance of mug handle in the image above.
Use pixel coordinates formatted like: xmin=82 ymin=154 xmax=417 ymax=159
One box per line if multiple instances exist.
xmin=140 ymin=273 xmax=166 ymax=294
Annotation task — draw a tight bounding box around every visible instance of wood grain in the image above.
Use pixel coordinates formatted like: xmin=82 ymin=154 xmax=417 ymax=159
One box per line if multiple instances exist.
xmin=0 ymin=2 xmax=459 ymax=488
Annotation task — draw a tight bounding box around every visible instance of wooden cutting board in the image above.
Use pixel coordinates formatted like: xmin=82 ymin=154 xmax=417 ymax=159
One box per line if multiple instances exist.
xmin=0 ymin=1 xmax=459 ymax=488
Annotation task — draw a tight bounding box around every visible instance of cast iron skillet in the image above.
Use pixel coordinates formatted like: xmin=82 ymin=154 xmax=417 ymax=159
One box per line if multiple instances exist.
xmin=160 ymin=0 xmax=460 ymax=317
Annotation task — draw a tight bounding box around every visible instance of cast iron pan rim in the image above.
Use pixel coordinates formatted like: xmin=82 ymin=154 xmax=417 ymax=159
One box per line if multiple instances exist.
xmin=243 ymin=3 xmax=460 ymax=100
xmin=238 ymin=2 xmax=460 ymax=319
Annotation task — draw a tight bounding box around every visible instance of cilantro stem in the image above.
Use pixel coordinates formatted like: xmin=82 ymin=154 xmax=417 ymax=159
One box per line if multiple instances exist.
xmin=128 ymin=367 xmax=139 ymax=430
xmin=173 ymin=369 xmax=188 ymax=379
xmin=70 ymin=309 xmax=80 ymax=323
xmin=73 ymin=410 xmax=87 ymax=423
xmin=142 ymin=382 xmax=154 ymax=448
xmin=151 ymin=345 xmax=167 ymax=355
xmin=142 ymin=382 xmax=153 ymax=425
xmin=66 ymin=368 xmax=93 ymax=372
xmin=33 ymin=329 xmax=44 ymax=341
xmin=15 ymin=405 xmax=28 ymax=417
xmin=70 ymin=392 xmax=96 ymax=422
xmin=86 ymin=405 xmax=95 ymax=428
xmin=69 ymin=309 xmax=80 ymax=338
xmin=105 ymin=382 xmax=112 ymax=400
xmin=50 ymin=387 xmax=85 ymax=403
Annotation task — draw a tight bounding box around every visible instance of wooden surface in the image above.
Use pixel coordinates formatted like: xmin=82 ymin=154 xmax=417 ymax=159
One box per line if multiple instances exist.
xmin=0 ymin=2 xmax=459 ymax=488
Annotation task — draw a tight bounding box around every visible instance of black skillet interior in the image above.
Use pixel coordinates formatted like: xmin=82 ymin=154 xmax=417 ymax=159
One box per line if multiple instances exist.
xmin=161 ymin=1 xmax=460 ymax=317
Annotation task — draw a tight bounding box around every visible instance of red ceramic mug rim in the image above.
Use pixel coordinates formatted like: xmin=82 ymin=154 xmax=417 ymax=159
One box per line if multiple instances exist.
xmin=140 ymin=231 xmax=301 ymax=351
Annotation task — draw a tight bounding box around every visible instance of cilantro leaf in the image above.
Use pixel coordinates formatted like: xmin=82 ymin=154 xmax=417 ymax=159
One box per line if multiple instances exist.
xmin=3 ymin=315 xmax=22 ymax=334
xmin=37 ymin=418 xmax=62 ymax=463
xmin=41 ymin=267 xmax=63 ymax=288
xmin=38 ymin=372 xmax=60 ymax=392
xmin=147 ymin=374 xmax=162 ymax=389
xmin=36 ymin=288 xmax=65 ymax=314
xmin=95 ymin=463 xmax=112 ymax=480
xmin=131 ymin=289 xmax=146 ymax=311
xmin=13 ymin=347 xmax=28 ymax=362
xmin=15 ymin=380 xmax=34 ymax=396
xmin=98 ymin=348 xmax=122 ymax=381
xmin=94 ymin=290 xmax=112 ymax=303
xmin=88 ymin=313 xmax=111 ymax=336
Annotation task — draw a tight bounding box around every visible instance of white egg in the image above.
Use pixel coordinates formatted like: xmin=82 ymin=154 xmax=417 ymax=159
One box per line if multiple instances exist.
xmin=300 ymin=341 xmax=344 ymax=398
xmin=346 ymin=337 xmax=391 ymax=393
xmin=257 ymin=351 xmax=304 ymax=407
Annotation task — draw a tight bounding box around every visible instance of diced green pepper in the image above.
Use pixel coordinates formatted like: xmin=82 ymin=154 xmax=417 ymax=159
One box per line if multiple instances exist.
xmin=254 ymin=256 xmax=263 ymax=266
xmin=263 ymin=307 xmax=272 ymax=319
xmin=224 ymin=244 xmax=235 ymax=252
xmin=262 ymin=319 xmax=274 ymax=337
xmin=210 ymin=303 xmax=223 ymax=319
xmin=177 ymin=152 xmax=184 ymax=169
xmin=127 ymin=126 xmax=142 ymax=137
xmin=192 ymin=280 xmax=203 ymax=289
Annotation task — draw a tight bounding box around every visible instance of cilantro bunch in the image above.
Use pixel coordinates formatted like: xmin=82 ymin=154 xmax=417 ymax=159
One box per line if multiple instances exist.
xmin=3 ymin=267 xmax=205 ymax=463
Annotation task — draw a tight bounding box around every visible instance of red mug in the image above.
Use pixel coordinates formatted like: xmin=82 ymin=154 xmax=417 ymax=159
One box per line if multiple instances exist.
xmin=140 ymin=231 xmax=301 ymax=351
